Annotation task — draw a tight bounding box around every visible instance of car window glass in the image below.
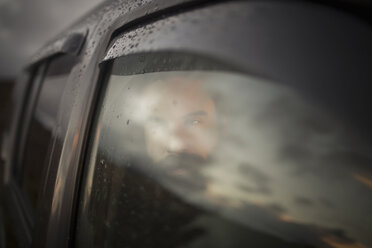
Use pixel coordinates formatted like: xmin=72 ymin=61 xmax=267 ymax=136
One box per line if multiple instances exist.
xmin=75 ymin=53 xmax=372 ymax=248
xmin=14 ymin=65 xmax=47 ymax=178
xmin=21 ymin=54 xmax=78 ymax=213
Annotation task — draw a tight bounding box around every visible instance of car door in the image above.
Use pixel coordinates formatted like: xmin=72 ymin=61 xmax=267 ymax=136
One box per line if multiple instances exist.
xmin=66 ymin=1 xmax=372 ymax=248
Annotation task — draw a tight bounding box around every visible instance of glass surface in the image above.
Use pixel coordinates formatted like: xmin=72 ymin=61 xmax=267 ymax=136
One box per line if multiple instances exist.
xmin=75 ymin=54 xmax=372 ymax=248
xmin=21 ymin=55 xmax=77 ymax=213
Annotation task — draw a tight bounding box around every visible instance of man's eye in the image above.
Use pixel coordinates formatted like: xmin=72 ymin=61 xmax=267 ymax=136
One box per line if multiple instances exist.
xmin=185 ymin=119 xmax=202 ymax=126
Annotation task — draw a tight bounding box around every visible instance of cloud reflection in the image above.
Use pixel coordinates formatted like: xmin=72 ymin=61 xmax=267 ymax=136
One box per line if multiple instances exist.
xmin=97 ymin=71 xmax=372 ymax=247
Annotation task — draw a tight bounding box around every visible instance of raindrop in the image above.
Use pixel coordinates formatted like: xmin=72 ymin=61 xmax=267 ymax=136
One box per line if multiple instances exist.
xmin=127 ymin=119 xmax=130 ymax=125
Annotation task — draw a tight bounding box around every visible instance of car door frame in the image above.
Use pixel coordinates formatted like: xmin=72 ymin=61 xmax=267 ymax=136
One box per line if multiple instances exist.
xmin=28 ymin=0 xmax=372 ymax=247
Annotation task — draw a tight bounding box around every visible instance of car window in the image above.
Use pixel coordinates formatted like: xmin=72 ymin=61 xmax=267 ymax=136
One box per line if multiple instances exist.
xmin=75 ymin=52 xmax=372 ymax=248
xmin=20 ymin=54 xmax=78 ymax=213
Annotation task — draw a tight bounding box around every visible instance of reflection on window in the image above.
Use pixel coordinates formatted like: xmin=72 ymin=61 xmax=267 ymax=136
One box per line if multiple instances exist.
xmin=75 ymin=56 xmax=372 ymax=248
xmin=21 ymin=55 xmax=77 ymax=214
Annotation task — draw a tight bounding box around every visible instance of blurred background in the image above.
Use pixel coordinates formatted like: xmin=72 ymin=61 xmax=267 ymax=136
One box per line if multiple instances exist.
xmin=0 ymin=0 xmax=104 ymax=134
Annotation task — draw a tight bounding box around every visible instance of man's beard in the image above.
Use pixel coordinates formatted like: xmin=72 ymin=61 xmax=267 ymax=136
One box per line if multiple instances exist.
xmin=152 ymin=153 xmax=211 ymax=192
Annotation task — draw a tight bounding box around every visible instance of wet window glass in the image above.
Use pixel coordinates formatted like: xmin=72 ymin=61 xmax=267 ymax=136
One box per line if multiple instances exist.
xmin=21 ymin=55 xmax=77 ymax=213
xmin=75 ymin=53 xmax=372 ymax=248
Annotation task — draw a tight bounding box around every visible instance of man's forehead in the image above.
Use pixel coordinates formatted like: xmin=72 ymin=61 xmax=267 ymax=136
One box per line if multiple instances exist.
xmin=140 ymin=77 xmax=215 ymax=116
xmin=143 ymin=78 xmax=210 ymax=103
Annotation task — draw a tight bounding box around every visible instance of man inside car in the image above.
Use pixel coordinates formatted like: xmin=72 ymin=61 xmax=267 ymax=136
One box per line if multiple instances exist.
xmin=139 ymin=75 xmax=219 ymax=190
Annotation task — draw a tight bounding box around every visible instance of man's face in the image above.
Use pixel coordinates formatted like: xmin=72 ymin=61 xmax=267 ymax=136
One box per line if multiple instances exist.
xmin=141 ymin=78 xmax=218 ymax=165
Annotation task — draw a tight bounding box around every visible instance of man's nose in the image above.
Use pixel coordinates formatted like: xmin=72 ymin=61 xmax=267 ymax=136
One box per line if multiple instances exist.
xmin=166 ymin=126 xmax=188 ymax=154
